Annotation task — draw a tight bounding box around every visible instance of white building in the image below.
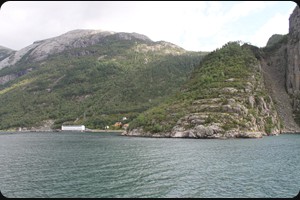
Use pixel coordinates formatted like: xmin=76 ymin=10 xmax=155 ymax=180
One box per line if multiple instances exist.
xmin=61 ymin=125 xmax=85 ymax=131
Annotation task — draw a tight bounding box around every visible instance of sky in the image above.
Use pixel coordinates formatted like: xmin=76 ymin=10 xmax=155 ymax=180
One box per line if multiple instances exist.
xmin=0 ymin=1 xmax=297 ymax=52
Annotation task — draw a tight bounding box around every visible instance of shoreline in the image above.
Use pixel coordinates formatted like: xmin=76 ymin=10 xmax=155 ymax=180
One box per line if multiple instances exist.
xmin=1 ymin=129 xmax=299 ymax=138
xmin=0 ymin=129 xmax=125 ymax=133
xmin=85 ymin=129 xmax=124 ymax=133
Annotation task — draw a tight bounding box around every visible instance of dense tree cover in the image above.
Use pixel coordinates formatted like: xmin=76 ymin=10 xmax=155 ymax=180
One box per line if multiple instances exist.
xmin=128 ymin=41 xmax=263 ymax=133
xmin=0 ymin=37 xmax=206 ymax=130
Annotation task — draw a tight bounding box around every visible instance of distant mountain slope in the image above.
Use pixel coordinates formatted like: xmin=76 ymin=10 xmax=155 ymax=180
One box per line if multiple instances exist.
xmin=0 ymin=45 xmax=15 ymax=62
xmin=0 ymin=29 xmax=153 ymax=69
xmin=0 ymin=30 xmax=207 ymax=130
xmin=124 ymin=42 xmax=281 ymax=138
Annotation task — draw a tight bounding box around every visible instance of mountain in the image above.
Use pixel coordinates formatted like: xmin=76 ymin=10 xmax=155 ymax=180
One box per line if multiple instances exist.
xmin=0 ymin=30 xmax=207 ymax=130
xmin=124 ymin=5 xmax=300 ymax=138
xmin=0 ymin=45 xmax=15 ymax=62
xmin=1 ymin=6 xmax=299 ymax=135
xmin=124 ymin=42 xmax=281 ymax=138
xmin=0 ymin=29 xmax=151 ymax=70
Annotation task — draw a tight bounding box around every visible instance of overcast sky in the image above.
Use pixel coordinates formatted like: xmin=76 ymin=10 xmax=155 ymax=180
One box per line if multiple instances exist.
xmin=0 ymin=1 xmax=297 ymax=52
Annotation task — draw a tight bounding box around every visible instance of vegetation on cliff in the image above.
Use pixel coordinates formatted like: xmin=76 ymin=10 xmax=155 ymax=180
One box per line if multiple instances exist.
xmin=127 ymin=42 xmax=281 ymax=138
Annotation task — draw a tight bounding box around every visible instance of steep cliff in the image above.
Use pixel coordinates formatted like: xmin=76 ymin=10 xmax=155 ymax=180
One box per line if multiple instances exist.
xmin=259 ymin=6 xmax=300 ymax=132
xmin=124 ymin=42 xmax=281 ymax=138
xmin=287 ymin=6 xmax=300 ymax=127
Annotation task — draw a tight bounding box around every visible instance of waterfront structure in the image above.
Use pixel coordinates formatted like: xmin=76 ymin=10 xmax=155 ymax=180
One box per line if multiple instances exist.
xmin=61 ymin=125 xmax=85 ymax=131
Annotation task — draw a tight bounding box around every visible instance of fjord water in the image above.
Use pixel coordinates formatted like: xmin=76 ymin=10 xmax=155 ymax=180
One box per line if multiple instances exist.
xmin=0 ymin=132 xmax=299 ymax=198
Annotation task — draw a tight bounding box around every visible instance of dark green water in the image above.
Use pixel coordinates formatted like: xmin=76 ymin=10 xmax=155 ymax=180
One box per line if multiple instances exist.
xmin=0 ymin=132 xmax=299 ymax=198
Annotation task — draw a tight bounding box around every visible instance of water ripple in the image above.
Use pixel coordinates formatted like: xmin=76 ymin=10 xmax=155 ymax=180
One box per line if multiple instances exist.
xmin=0 ymin=132 xmax=299 ymax=198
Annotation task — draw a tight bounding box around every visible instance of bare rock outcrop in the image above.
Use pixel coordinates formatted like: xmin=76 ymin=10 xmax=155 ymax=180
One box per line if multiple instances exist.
xmin=287 ymin=5 xmax=300 ymax=104
xmin=0 ymin=29 xmax=153 ymax=70
xmin=260 ymin=5 xmax=300 ymax=132
xmin=0 ymin=30 xmax=113 ymax=69
xmin=125 ymin=65 xmax=281 ymax=138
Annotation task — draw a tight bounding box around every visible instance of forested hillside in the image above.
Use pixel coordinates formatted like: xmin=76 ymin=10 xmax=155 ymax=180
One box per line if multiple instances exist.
xmin=0 ymin=32 xmax=206 ymax=130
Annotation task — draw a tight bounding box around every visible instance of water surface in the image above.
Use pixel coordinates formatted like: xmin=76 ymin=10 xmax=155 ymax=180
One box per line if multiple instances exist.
xmin=0 ymin=132 xmax=299 ymax=198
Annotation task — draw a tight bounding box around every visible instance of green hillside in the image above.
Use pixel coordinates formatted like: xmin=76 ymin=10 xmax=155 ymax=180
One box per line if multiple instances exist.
xmin=126 ymin=42 xmax=281 ymax=138
xmin=0 ymin=35 xmax=206 ymax=130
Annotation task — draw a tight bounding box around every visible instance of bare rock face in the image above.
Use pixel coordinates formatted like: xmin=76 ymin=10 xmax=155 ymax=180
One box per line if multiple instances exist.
xmin=0 ymin=30 xmax=117 ymax=69
xmin=287 ymin=6 xmax=300 ymax=97
xmin=259 ymin=5 xmax=300 ymax=132
xmin=285 ymin=5 xmax=300 ymax=130
xmin=0 ymin=29 xmax=153 ymax=70
xmin=0 ymin=29 xmax=157 ymax=85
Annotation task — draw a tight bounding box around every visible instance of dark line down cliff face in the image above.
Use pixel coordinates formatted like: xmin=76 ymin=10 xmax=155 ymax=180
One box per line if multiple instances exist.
xmin=124 ymin=5 xmax=300 ymax=138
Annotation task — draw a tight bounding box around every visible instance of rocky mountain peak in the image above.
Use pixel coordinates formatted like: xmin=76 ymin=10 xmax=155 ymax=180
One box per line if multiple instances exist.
xmin=0 ymin=29 xmax=153 ymax=70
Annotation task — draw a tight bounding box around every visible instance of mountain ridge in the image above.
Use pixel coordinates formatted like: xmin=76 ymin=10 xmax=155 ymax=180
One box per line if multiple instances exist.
xmin=0 ymin=45 xmax=15 ymax=62
xmin=0 ymin=29 xmax=157 ymax=69
xmin=0 ymin=29 xmax=206 ymax=131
